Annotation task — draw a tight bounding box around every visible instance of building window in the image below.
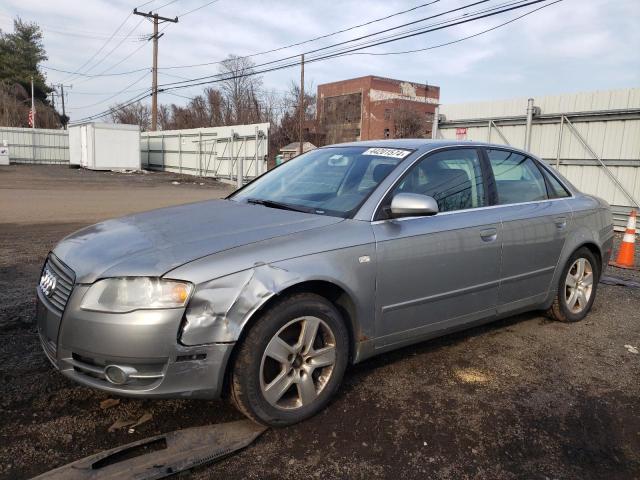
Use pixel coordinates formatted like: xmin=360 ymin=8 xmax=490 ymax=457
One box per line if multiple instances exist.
xmin=384 ymin=109 xmax=391 ymax=120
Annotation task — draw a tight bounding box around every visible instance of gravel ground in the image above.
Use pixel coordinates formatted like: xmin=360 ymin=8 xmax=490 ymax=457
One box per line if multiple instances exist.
xmin=0 ymin=165 xmax=639 ymax=480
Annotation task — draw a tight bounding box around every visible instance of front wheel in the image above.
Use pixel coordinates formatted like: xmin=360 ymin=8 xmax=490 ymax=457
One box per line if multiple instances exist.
xmin=230 ymin=293 xmax=349 ymax=426
xmin=547 ymin=247 xmax=599 ymax=322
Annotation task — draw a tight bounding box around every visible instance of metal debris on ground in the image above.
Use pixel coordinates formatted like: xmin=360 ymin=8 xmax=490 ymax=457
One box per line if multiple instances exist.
xmin=108 ymin=418 xmax=137 ymax=433
xmin=128 ymin=412 xmax=153 ymax=434
xmin=33 ymin=420 xmax=267 ymax=480
xmin=108 ymin=412 xmax=152 ymax=433
xmin=600 ymin=275 xmax=640 ymax=288
xmin=99 ymin=399 xmax=120 ymax=410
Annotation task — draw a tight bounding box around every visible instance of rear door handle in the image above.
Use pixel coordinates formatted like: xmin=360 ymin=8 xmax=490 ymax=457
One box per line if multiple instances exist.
xmin=479 ymin=227 xmax=498 ymax=242
xmin=554 ymin=216 xmax=567 ymax=229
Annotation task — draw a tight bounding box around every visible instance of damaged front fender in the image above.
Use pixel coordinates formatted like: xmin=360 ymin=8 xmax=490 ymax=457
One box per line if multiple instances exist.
xmin=179 ymin=263 xmax=300 ymax=345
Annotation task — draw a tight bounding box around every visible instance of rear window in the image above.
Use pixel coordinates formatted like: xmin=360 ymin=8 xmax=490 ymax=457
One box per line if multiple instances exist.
xmin=487 ymin=149 xmax=548 ymax=204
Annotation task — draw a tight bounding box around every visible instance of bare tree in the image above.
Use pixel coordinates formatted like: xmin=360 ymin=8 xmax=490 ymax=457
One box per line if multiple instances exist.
xmin=218 ymin=55 xmax=263 ymax=124
xmin=274 ymin=81 xmax=316 ymax=143
xmin=157 ymin=104 xmax=171 ymax=130
xmin=393 ymin=107 xmax=425 ymax=139
xmin=110 ymin=102 xmax=150 ymax=131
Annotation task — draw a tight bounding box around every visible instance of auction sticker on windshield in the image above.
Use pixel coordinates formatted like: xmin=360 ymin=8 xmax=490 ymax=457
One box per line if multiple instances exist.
xmin=362 ymin=147 xmax=411 ymax=159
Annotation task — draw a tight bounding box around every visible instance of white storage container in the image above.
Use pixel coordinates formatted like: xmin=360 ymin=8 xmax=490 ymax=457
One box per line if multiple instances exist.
xmin=0 ymin=140 xmax=9 ymax=165
xmin=68 ymin=122 xmax=141 ymax=170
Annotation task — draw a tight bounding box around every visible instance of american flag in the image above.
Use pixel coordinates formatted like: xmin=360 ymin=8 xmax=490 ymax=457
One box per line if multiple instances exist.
xmin=28 ymin=108 xmax=34 ymax=127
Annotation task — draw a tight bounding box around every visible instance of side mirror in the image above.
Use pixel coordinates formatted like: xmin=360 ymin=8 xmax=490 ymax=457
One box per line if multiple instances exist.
xmin=389 ymin=193 xmax=439 ymax=218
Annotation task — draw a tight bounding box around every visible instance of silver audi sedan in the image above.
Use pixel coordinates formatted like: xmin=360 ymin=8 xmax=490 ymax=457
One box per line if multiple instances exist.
xmin=36 ymin=140 xmax=614 ymax=426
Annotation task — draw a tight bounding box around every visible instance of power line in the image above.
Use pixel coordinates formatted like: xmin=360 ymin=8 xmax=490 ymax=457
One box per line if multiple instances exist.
xmin=344 ymin=0 xmax=563 ymax=57
xmin=0 ymin=12 xmax=137 ymax=40
xmin=159 ymin=0 xmax=551 ymax=92
xmin=68 ymin=71 xmax=151 ymax=109
xmin=93 ymin=39 xmax=152 ymax=77
xmin=60 ymin=14 xmax=133 ymax=82
xmin=73 ymin=0 xmax=559 ymax=122
xmin=162 ymin=91 xmax=194 ymax=100
xmin=69 ymin=90 xmax=153 ymax=124
xmin=157 ymin=0 xmax=519 ymax=88
xmin=155 ymin=0 xmax=181 ymax=11
xmin=137 ymin=0 xmax=159 ymax=8
xmin=42 ymin=65 xmax=149 ymax=77
xmin=71 ymin=0 xmax=527 ymax=120
xmin=44 ymin=0 xmax=439 ymax=77
xmin=283 ymin=0 xmax=532 ymax=65
xmin=61 ymin=14 xmax=174 ymax=86
xmin=74 ymin=18 xmax=146 ymax=79
xmin=68 ymin=85 xmax=151 ymax=95
xmin=157 ymin=0 xmax=442 ymax=71
xmin=175 ymin=0 xmax=220 ymax=18
xmin=42 ymin=0 xmax=454 ymax=84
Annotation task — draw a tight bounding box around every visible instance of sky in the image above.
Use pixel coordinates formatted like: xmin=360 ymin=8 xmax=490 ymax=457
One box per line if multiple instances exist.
xmin=1 ymin=0 xmax=638 ymax=122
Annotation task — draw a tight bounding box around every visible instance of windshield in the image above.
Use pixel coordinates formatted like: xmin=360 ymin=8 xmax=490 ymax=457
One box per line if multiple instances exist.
xmin=231 ymin=146 xmax=411 ymax=217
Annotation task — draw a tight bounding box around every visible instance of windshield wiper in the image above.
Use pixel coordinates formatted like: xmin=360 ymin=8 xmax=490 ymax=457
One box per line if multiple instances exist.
xmin=246 ymin=198 xmax=316 ymax=214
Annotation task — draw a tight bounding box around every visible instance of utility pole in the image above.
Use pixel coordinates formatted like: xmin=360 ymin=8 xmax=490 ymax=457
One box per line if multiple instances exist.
xmin=60 ymin=84 xmax=67 ymax=127
xmin=299 ymin=54 xmax=304 ymax=157
xmin=133 ymin=8 xmax=178 ymax=131
xmin=30 ymin=76 xmax=35 ymax=129
xmin=54 ymin=84 xmax=70 ymax=129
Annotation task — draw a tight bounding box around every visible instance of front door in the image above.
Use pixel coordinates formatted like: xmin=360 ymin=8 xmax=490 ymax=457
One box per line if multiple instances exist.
xmin=372 ymin=147 xmax=501 ymax=349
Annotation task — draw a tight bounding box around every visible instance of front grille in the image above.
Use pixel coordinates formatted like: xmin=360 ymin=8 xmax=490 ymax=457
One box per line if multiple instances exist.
xmin=40 ymin=254 xmax=75 ymax=314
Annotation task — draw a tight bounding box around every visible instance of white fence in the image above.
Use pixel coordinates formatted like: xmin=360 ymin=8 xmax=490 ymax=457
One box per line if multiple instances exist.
xmin=141 ymin=123 xmax=269 ymax=184
xmin=0 ymin=123 xmax=270 ymax=185
xmin=436 ymin=88 xmax=640 ymax=228
xmin=0 ymin=126 xmax=69 ymax=164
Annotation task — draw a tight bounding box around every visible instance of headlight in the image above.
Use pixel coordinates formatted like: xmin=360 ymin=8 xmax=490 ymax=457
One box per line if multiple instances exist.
xmin=81 ymin=277 xmax=193 ymax=313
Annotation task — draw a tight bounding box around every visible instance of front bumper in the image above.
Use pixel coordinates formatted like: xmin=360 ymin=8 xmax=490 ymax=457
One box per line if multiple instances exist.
xmin=36 ymin=284 xmax=234 ymax=399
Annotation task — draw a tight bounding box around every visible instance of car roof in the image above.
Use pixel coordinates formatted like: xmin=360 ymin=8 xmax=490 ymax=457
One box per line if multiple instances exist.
xmin=324 ymin=139 xmax=531 ymax=156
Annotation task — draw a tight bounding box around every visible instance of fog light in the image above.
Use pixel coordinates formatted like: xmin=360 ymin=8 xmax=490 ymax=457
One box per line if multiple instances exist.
xmin=104 ymin=365 xmax=137 ymax=385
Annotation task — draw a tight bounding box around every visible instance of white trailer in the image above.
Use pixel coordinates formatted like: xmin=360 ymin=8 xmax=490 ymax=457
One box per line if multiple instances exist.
xmin=69 ymin=122 xmax=141 ymax=170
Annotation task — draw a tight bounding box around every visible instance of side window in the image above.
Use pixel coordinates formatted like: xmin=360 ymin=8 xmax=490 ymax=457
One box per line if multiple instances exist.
xmin=540 ymin=167 xmax=571 ymax=198
xmin=392 ymin=148 xmax=486 ymax=213
xmin=487 ymin=149 xmax=548 ymax=204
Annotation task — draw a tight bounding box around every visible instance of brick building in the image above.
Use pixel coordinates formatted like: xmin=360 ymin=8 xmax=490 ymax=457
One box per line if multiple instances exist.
xmin=316 ymin=76 xmax=440 ymax=144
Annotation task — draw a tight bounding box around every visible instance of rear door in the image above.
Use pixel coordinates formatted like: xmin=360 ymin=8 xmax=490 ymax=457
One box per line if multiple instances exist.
xmin=372 ymin=147 xmax=502 ymax=349
xmin=483 ymin=148 xmax=572 ymax=310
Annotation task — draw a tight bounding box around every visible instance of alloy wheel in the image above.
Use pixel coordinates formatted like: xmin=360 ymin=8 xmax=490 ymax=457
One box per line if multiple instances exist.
xmin=259 ymin=316 xmax=337 ymax=410
xmin=564 ymin=257 xmax=594 ymax=314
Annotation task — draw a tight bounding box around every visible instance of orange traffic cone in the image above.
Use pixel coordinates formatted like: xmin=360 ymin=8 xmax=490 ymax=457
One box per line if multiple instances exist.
xmin=610 ymin=209 xmax=637 ymax=269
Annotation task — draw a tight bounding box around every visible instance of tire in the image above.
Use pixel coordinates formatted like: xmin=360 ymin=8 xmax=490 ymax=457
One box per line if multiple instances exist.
xmin=547 ymin=247 xmax=600 ymax=323
xmin=230 ymin=293 xmax=349 ymax=426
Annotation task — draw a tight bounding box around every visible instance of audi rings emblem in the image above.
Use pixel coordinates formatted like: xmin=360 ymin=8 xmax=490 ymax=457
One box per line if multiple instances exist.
xmin=40 ymin=269 xmax=57 ymax=298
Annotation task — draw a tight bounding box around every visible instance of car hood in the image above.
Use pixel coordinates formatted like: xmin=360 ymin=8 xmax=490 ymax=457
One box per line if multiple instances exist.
xmin=53 ymin=199 xmax=343 ymax=283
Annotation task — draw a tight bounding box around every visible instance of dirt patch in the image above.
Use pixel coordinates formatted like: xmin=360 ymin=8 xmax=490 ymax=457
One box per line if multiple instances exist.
xmin=0 ymin=165 xmax=639 ymax=479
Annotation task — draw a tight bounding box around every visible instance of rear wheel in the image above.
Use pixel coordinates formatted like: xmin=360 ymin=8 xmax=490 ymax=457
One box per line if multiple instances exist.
xmin=230 ymin=293 xmax=349 ymax=426
xmin=547 ymin=247 xmax=599 ymax=322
